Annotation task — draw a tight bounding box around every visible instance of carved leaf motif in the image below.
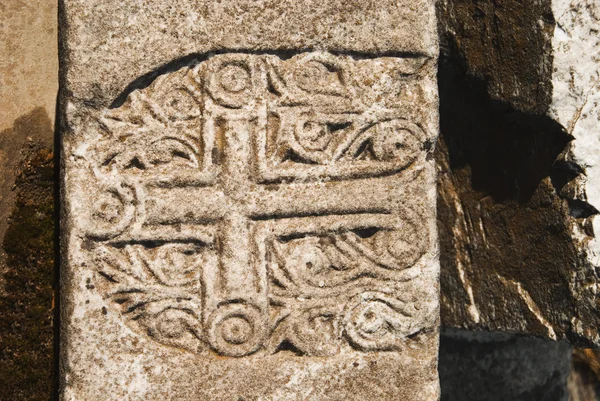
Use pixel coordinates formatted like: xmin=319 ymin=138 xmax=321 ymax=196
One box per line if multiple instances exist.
xmin=268 ymin=116 xmax=425 ymax=177
xmin=94 ymin=66 xmax=203 ymax=175
xmin=93 ymin=243 xmax=205 ymax=353
xmin=269 ymin=227 xmax=425 ymax=295
xmin=344 ymin=292 xmax=420 ymax=351
xmin=96 ymin=133 xmax=201 ymax=173
xmin=267 ymin=221 xmax=426 ymax=354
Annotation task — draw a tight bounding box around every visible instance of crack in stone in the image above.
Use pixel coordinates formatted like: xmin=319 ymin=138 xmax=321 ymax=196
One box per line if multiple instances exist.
xmin=497 ymin=274 xmax=557 ymax=340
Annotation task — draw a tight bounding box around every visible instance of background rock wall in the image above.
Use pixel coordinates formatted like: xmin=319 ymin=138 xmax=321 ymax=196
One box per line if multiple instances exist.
xmin=437 ymin=0 xmax=600 ymax=347
xmin=0 ymin=2 xmax=57 ymax=400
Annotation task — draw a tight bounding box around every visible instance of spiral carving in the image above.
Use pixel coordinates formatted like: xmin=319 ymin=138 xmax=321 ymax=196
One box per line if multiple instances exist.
xmin=344 ymin=292 xmax=417 ymax=351
xmin=206 ymin=55 xmax=256 ymax=108
xmin=86 ymin=184 xmax=136 ymax=240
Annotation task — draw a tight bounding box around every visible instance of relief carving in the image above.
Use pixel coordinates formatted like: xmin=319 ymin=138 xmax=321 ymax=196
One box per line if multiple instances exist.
xmin=82 ymin=52 xmax=434 ymax=357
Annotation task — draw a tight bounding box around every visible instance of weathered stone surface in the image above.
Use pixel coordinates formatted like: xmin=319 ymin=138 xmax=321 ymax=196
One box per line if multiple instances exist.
xmin=0 ymin=1 xmax=58 ymax=132
xmin=61 ymin=0 xmax=438 ymax=107
xmin=436 ymin=0 xmax=600 ymax=346
xmin=0 ymin=0 xmax=57 ymax=290
xmin=60 ymin=1 xmax=440 ymax=399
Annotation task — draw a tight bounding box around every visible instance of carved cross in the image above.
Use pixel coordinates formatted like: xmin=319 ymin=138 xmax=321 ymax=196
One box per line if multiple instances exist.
xmin=83 ymin=52 xmax=434 ymax=357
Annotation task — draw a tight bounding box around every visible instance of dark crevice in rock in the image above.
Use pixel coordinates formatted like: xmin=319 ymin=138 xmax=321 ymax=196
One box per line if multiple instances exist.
xmin=552 ymin=158 xmax=600 ymax=221
xmin=437 ymin=0 xmax=555 ymax=115
xmin=566 ymin=200 xmax=600 ymax=219
xmin=438 ymin=37 xmax=570 ymax=204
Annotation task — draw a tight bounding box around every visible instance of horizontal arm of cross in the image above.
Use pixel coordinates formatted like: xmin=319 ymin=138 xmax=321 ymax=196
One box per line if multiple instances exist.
xmin=143 ymin=174 xmax=409 ymax=231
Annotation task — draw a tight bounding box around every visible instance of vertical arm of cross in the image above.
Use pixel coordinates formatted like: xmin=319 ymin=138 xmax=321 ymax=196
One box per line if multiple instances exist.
xmin=217 ymin=118 xmax=257 ymax=298
xmin=203 ymin=116 xmax=268 ymax=356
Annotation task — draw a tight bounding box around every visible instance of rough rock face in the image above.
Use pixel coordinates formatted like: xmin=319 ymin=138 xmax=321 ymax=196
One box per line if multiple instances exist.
xmin=0 ymin=110 xmax=56 ymax=401
xmin=0 ymin=2 xmax=58 ymax=400
xmin=437 ymin=0 xmax=600 ymax=346
xmin=60 ymin=1 xmax=441 ymax=399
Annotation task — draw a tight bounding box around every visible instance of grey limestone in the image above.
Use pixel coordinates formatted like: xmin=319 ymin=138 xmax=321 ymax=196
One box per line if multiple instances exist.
xmin=60 ymin=1 xmax=441 ymax=400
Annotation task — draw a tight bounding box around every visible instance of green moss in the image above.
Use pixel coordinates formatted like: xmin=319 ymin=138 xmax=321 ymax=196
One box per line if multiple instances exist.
xmin=0 ymin=144 xmax=55 ymax=401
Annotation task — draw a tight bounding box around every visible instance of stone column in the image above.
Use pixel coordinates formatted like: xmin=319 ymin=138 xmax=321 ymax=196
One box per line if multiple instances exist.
xmin=59 ymin=1 xmax=441 ymax=400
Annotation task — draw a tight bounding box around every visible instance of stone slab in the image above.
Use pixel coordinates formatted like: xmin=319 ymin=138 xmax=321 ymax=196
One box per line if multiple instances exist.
xmin=61 ymin=0 xmax=438 ymax=106
xmin=60 ymin=1 xmax=440 ymax=400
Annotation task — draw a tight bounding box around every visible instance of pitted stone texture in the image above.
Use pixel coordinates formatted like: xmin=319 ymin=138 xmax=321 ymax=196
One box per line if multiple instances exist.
xmin=60 ymin=2 xmax=440 ymax=400
xmin=0 ymin=0 xmax=57 ymax=132
xmin=61 ymin=0 xmax=438 ymax=107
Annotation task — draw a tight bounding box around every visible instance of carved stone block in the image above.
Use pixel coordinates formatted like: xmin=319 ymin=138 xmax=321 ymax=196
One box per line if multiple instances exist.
xmin=60 ymin=1 xmax=439 ymax=399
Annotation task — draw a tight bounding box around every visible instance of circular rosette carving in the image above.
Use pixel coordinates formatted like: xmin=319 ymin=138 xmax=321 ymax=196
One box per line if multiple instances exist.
xmin=207 ymin=303 xmax=266 ymax=357
xmin=85 ymin=183 xmax=137 ymax=240
xmin=206 ymin=55 xmax=258 ymax=108
xmin=295 ymin=120 xmax=332 ymax=152
xmin=344 ymin=292 xmax=419 ymax=351
xmin=290 ymin=306 xmax=343 ymax=356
